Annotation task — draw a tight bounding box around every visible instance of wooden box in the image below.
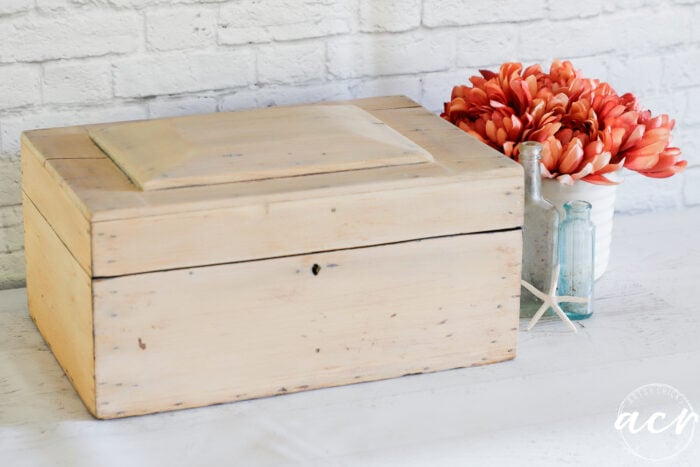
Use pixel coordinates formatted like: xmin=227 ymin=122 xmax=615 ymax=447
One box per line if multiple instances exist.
xmin=21 ymin=96 xmax=523 ymax=419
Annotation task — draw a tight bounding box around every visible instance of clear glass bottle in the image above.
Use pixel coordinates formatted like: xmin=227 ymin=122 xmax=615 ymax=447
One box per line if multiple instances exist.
xmin=557 ymin=200 xmax=595 ymax=319
xmin=519 ymin=142 xmax=559 ymax=318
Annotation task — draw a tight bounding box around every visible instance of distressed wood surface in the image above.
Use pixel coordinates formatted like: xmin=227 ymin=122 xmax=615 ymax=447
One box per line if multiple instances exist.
xmin=1 ymin=207 xmax=699 ymax=465
xmin=22 ymin=95 xmax=523 ymax=277
xmin=24 ymin=96 xmax=518 ymax=222
xmin=91 ymin=231 xmax=520 ymax=418
xmin=91 ymin=176 xmax=521 ymax=277
xmin=21 ymin=194 xmax=95 ymax=415
xmin=88 ymin=104 xmax=433 ymax=190
xmin=20 ymin=136 xmax=92 ymax=275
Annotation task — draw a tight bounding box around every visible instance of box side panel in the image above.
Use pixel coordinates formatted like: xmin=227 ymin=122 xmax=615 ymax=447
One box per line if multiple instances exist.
xmin=93 ymin=230 xmax=521 ymax=418
xmin=92 ymin=176 xmax=523 ymax=277
xmin=22 ymin=194 xmax=96 ymax=416
xmin=21 ymin=134 xmax=92 ymax=276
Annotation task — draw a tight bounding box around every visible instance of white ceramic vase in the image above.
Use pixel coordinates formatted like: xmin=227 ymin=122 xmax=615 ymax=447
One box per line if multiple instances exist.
xmin=541 ymin=178 xmax=617 ymax=280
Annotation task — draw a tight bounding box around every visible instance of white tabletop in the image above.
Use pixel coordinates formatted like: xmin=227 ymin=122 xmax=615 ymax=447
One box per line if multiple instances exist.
xmin=2 ymin=207 xmax=700 ymax=467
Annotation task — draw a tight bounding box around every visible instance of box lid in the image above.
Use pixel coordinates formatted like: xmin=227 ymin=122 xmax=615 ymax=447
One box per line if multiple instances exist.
xmin=88 ymin=104 xmax=434 ymax=191
xmin=21 ymin=96 xmax=523 ymax=278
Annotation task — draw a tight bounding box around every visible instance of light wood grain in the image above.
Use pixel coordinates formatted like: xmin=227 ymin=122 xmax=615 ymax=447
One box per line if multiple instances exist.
xmin=24 ymin=96 xmax=520 ymax=223
xmin=22 ymin=126 xmax=108 ymax=160
xmin=92 ymin=231 xmax=520 ymax=418
xmin=89 ymin=105 xmax=434 ymax=191
xmin=22 ymin=96 xmax=522 ymax=277
xmin=20 ymin=95 xmax=524 ymax=419
xmin=22 ymin=194 xmax=96 ymax=416
xmin=328 ymin=94 xmax=422 ymax=111
xmin=92 ymin=176 xmax=521 ymax=277
xmin=20 ymin=135 xmax=92 ymax=275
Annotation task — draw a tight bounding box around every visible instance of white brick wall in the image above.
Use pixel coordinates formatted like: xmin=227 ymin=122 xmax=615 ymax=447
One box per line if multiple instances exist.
xmin=0 ymin=0 xmax=32 ymax=16
xmin=218 ymin=0 xmax=355 ymax=44
xmin=327 ymin=31 xmax=456 ymax=79
xmin=113 ymin=50 xmax=256 ymax=97
xmin=0 ymin=12 xmax=142 ymax=63
xmin=358 ymin=0 xmax=422 ymax=33
xmin=0 ymin=65 xmax=41 ymax=109
xmin=0 ymin=0 xmax=699 ymax=289
xmin=43 ymin=59 xmax=113 ymax=104
xmin=146 ymin=7 xmax=217 ymax=52
xmin=258 ymin=42 xmax=326 ymax=85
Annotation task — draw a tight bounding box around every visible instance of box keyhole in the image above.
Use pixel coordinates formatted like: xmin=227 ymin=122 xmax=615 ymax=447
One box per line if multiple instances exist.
xmin=311 ymin=264 xmax=321 ymax=276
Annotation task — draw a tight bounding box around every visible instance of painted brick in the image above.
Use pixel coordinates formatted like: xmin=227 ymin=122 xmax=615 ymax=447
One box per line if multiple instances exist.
xmin=423 ymin=0 xmax=545 ymax=27
xmin=113 ymin=51 xmax=255 ymax=98
xmin=148 ymin=95 xmax=218 ymax=119
xmin=108 ymin=0 xmax=228 ymax=7
xmin=255 ymin=82 xmax=354 ymax=107
xmin=665 ymin=50 xmax=700 ymax=88
xmin=518 ymin=17 xmax=618 ymax=60
xmin=686 ymin=88 xmax=700 ymax=126
xmin=1 ymin=104 xmax=147 ymax=154
xmin=603 ymin=0 xmax=658 ymax=12
xmin=219 ymin=91 xmax=260 ymax=112
xmin=565 ymin=56 xmax=609 ymax=82
xmin=0 ymin=12 xmax=142 ymax=63
xmin=608 ymin=56 xmax=663 ymax=95
xmin=42 ymin=59 xmax=112 ymax=104
xmin=0 ymin=0 xmax=32 ymax=16
xmin=328 ymin=31 xmax=455 ymax=79
xmin=0 ymin=205 xmax=22 ymax=254
xmin=676 ymin=126 xmax=700 ymax=167
xmin=147 ymin=7 xmax=217 ymax=52
xmin=635 ymin=91 xmax=687 ymax=120
xmin=548 ymin=0 xmax=602 ymax=18
xmin=219 ymin=0 xmax=355 ymax=44
xmin=683 ymin=167 xmax=700 ymax=205
xmin=0 ymin=250 xmax=25 ymax=290
xmin=221 ymin=82 xmax=354 ymax=111
xmin=34 ymin=0 xmax=71 ymax=11
xmin=0 ymin=159 xmax=20 ymax=207
xmin=359 ymin=0 xmax=421 ymax=32
xmin=0 ymin=64 xmax=40 ymax=109
xmin=456 ymin=25 xmax=518 ymax=68
xmin=693 ymin=6 xmax=700 ymax=43
xmin=614 ymin=10 xmax=689 ymax=55
xmin=0 ymin=203 xmax=21 ymax=226
xmin=351 ymin=75 xmax=422 ymax=102
xmin=258 ymin=42 xmax=326 ymax=85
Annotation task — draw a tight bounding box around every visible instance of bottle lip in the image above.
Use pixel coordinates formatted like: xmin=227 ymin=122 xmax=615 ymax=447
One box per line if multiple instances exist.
xmin=519 ymin=141 xmax=543 ymax=151
xmin=564 ymin=200 xmax=592 ymax=211
xmin=519 ymin=141 xmax=543 ymax=161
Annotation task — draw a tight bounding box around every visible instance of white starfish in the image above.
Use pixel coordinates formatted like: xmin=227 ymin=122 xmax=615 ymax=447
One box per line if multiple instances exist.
xmin=522 ymin=264 xmax=589 ymax=333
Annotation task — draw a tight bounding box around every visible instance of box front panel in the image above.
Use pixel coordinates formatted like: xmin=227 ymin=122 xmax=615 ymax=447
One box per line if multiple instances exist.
xmin=92 ymin=230 xmax=521 ymax=418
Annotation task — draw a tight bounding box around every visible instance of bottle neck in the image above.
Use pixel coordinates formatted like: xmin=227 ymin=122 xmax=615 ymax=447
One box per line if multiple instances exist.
xmin=521 ymin=153 xmax=543 ymax=201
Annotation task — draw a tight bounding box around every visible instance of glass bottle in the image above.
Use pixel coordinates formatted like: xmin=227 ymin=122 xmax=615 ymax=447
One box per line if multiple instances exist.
xmin=519 ymin=142 xmax=559 ymax=318
xmin=557 ymin=200 xmax=595 ymax=319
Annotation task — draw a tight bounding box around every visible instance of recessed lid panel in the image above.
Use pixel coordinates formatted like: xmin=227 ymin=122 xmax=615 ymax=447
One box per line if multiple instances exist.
xmin=88 ymin=104 xmax=434 ymax=191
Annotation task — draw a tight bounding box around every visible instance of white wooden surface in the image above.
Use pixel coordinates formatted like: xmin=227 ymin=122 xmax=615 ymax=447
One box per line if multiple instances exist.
xmin=2 ymin=207 xmax=700 ymax=467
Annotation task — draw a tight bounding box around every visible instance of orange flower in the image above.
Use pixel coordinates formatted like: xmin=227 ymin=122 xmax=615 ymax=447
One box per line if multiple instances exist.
xmin=441 ymin=60 xmax=685 ymax=185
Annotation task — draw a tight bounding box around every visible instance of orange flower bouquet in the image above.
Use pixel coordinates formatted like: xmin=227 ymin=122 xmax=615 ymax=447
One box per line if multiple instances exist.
xmin=441 ymin=60 xmax=686 ymax=185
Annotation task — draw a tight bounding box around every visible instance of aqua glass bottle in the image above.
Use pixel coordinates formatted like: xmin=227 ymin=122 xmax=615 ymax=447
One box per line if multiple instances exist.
xmin=519 ymin=142 xmax=559 ymax=318
xmin=557 ymin=200 xmax=595 ymax=319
